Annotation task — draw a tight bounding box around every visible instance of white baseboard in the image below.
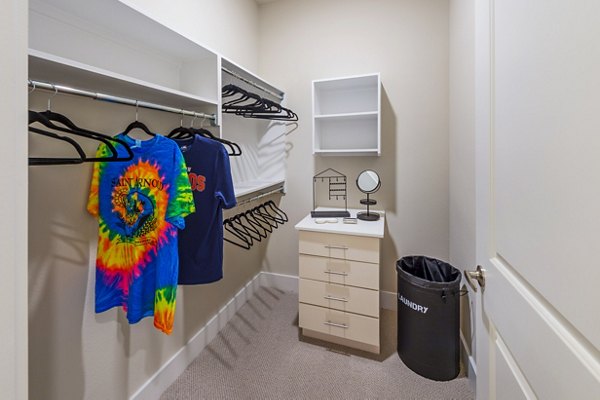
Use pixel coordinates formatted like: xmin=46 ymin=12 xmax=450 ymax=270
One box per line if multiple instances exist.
xmin=130 ymin=273 xmax=262 ymax=400
xmin=380 ymin=290 xmax=396 ymax=311
xmin=460 ymin=331 xmax=477 ymax=392
xmin=259 ymin=271 xmax=298 ymax=293
xmin=132 ymin=272 xmax=397 ymax=400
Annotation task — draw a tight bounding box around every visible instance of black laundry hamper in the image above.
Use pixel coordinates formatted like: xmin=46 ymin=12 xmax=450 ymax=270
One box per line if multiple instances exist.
xmin=396 ymin=256 xmax=461 ymax=381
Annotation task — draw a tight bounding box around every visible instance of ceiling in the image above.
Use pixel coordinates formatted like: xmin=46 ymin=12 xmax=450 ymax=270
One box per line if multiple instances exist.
xmin=255 ymin=0 xmax=281 ymax=4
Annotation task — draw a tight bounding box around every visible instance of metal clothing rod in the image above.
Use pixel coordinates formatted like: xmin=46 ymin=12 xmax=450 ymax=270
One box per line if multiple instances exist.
xmin=221 ymin=67 xmax=284 ymax=100
xmin=236 ymin=186 xmax=285 ymax=207
xmin=28 ymin=80 xmax=217 ymax=123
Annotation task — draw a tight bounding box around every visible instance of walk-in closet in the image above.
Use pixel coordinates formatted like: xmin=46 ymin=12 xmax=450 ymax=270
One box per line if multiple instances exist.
xmin=4 ymin=0 xmax=600 ymax=399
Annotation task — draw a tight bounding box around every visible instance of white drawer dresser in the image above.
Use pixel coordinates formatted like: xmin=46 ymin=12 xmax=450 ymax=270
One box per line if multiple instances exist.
xmin=294 ymin=210 xmax=385 ymax=354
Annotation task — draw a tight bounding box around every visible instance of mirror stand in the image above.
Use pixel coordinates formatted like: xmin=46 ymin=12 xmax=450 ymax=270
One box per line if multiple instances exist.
xmin=357 ymin=193 xmax=380 ymax=221
xmin=356 ymin=169 xmax=381 ymax=222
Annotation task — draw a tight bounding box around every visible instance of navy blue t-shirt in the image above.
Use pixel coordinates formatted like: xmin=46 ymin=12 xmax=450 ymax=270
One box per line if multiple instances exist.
xmin=175 ymin=135 xmax=236 ymax=284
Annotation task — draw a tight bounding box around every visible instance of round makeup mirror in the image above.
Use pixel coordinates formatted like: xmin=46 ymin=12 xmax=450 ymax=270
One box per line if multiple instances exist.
xmin=356 ymin=170 xmax=381 ymax=221
xmin=357 ymin=170 xmax=381 ymax=194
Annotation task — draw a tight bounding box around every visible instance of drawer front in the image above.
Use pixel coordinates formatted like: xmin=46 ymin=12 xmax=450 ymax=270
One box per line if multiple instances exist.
xmin=299 ymin=254 xmax=379 ymax=290
xmin=299 ymin=303 xmax=379 ymax=346
xmin=298 ymin=231 xmax=379 ymax=263
xmin=299 ymin=279 xmax=379 ymax=317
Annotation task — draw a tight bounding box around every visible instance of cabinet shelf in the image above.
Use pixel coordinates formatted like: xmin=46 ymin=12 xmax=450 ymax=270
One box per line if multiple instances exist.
xmin=314 ymin=149 xmax=380 ymax=156
xmin=314 ymin=111 xmax=378 ymax=120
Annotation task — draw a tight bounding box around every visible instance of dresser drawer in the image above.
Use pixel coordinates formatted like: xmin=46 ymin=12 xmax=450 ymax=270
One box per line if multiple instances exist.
xmin=299 ymin=279 xmax=379 ymax=317
xmin=298 ymin=231 xmax=379 ymax=263
xmin=299 ymin=254 xmax=379 ymax=290
xmin=299 ymin=303 xmax=379 ymax=347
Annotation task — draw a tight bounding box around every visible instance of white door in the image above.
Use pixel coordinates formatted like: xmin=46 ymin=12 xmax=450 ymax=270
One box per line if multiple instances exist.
xmin=472 ymin=0 xmax=600 ymax=398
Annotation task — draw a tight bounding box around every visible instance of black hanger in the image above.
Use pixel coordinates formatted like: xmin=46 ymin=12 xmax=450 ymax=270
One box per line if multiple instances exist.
xmin=222 ymin=84 xmax=298 ymax=122
xmin=238 ymin=98 xmax=280 ymax=116
xmin=222 ymin=84 xmax=243 ymax=97
xmin=227 ymin=92 xmax=263 ymax=111
xmin=259 ymin=201 xmax=287 ymax=224
xmin=168 ymin=126 xmax=193 ymax=139
xmin=122 ymin=102 xmax=155 ymax=138
xmin=167 ymin=111 xmax=196 ymax=139
xmin=222 ymin=85 xmax=263 ymax=111
xmin=254 ymin=203 xmax=282 ymax=227
xmin=29 ymin=110 xmax=134 ymax=165
xmin=266 ymin=200 xmax=289 ymax=222
xmin=231 ymin=214 xmax=262 ymax=243
xmin=251 ymin=106 xmax=298 ymax=121
xmin=33 ymin=110 xmax=134 ymax=161
xmin=223 ymin=219 xmax=252 ymax=249
xmin=28 ymin=125 xmax=87 ymax=165
xmin=246 ymin=209 xmax=273 ymax=234
xmin=122 ymin=120 xmax=155 ymax=137
xmin=241 ymin=212 xmax=268 ymax=239
xmin=170 ymin=126 xmax=242 ymax=157
xmin=250 ymin=204 xmax=278 ymax=229
xmin=193 ymin=126 xmax=243 ymax=157
xmin=241 ymin=99 xmax=298 ymax=121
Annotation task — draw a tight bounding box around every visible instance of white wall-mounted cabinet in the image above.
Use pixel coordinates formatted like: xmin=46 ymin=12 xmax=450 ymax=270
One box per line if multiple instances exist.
xmin=312 ymin=73 xmax=381 ymax=156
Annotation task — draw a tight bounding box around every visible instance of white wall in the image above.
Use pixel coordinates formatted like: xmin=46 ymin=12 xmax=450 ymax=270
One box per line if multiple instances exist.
xmin=449 ymin=0 xmax=476 ymax=380
xmin=0 ymin=1 xmax=28 ymax=398
xmin=258 ymin=0 xmax=450 ymax=293
xmin=120 ymin=0 xmax=260 ymax=71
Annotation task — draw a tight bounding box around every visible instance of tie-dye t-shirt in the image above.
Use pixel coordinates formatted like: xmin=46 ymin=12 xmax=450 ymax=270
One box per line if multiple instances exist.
xmin=87 ymin=134 xmax=195 ymax=334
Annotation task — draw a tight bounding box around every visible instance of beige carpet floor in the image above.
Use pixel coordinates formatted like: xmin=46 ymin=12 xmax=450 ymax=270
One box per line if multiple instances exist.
xmin=161 ymin=287 xmax=474 ymax=400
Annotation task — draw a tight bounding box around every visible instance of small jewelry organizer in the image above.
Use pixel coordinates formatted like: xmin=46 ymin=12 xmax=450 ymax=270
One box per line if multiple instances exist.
xmin=311 ymin=168 xmax=350 ymax=218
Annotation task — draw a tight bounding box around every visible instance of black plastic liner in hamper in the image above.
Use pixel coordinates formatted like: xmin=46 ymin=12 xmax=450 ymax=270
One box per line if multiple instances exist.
xmin=396 ymin=256 xmax=461 ymax=381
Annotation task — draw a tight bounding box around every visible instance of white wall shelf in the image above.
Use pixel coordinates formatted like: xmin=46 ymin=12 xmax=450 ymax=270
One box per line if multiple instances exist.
xmin=221 ymin=58 xmax=284 ymax=100
xmin=312 ymin=73 xmax=381 ymax=156
xmin=29 ymin=50 xmax=218 ymax=113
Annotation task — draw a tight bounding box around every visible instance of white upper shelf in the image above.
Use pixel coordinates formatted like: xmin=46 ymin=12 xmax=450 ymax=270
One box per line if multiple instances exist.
xmin=29 ymin=50 xmax=218 ymax=110
xmin=221 ymin=58 xmax=285 ymax=101
xmin=30 ymin=0 xmax=216 ymax=62
xmin=30 ymin=0 xmax=220 ymax=109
